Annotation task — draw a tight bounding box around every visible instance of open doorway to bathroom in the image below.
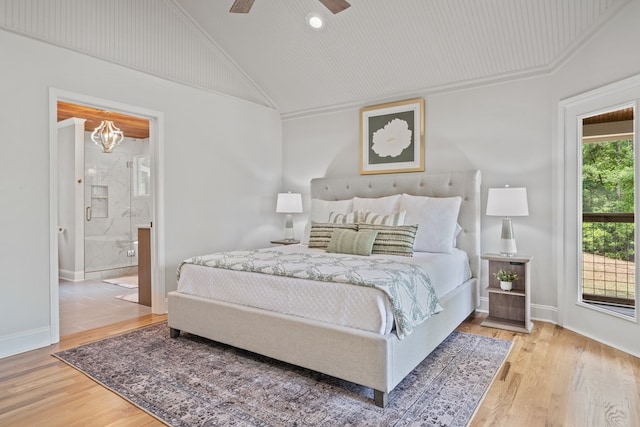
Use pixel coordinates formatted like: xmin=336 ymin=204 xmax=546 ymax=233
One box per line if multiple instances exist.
xmin=55 ymin=101 xmax=153 ymax=336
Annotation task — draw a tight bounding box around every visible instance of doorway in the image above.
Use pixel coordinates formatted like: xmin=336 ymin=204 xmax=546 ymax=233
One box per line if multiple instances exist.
xmin=49 ymin=89 xmax=166 ymax=344
xmin=56 ymin=102 xmax=152 ymax=335
xmin=57 ymin=103 xmax=151 ymax=281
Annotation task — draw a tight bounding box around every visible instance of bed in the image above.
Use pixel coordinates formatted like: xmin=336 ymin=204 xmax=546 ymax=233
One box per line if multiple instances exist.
xmin=168 ymin=170 xmax=481 ymax=407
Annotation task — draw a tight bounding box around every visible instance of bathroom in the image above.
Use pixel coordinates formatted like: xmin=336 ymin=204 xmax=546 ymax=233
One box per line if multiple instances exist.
xmin=57 ymin=110 xmax=151 ymax=283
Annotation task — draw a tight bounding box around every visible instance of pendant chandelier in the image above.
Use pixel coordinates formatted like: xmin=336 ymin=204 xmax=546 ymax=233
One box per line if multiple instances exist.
xmin=91 ymin=120 xmax=124 ymax=153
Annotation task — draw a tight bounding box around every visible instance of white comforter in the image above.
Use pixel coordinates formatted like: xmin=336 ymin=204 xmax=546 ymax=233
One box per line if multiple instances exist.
xmin=176 ymin=245 xmax=471 ymax=335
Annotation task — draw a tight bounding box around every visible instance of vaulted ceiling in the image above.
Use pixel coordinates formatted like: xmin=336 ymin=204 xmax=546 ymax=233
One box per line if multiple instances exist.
xmin=0 ymin=0 xmax=631 ymax=118
xmin=174 ymin=0 xmax=630 ymax=116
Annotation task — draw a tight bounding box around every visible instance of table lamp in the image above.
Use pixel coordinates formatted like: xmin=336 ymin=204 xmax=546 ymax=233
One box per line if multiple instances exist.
xmin=486 ymin=185 xmax=529 ymax=256
xmin=276 ymin=192 xmax=303 ymax=241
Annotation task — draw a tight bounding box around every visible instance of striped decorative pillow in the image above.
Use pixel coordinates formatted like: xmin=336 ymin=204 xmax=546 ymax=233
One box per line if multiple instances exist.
xmin=326 ymin=228 xmax=378 ymax=256
xmin=358 ymin=210 xmax=406 ymax=226
xmin=358 ymin=224 xmax=418 ymax=257
xmin=308 ymin=222 xmax=358 ymax=249
xmin=328 ymin=211 xmax=358 ymax=224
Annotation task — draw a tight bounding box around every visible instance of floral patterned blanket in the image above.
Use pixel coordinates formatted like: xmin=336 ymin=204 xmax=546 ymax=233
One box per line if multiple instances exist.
xmin=178 ymin=249 xmax=443 ymax=338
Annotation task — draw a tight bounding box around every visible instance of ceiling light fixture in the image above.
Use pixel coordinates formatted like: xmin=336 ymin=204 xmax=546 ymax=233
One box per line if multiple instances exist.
xmin=307 ymin=13 xmax=324 ymax=29
xmin=91 ymin=120 xmax=124 ymax=153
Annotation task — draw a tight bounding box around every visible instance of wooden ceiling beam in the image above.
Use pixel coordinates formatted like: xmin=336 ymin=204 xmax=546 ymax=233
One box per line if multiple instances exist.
xmin=57 ymin=101 xmax=150 ymax=139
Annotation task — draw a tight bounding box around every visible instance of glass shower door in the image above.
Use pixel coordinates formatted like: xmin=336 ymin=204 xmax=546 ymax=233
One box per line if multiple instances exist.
xmin=83 ymin=132 xmax=151 ymax=277
xmin=84 ymin=143 xmax=136 ymax=275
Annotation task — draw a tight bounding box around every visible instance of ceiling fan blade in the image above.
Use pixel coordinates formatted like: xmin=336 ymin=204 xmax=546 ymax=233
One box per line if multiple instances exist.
xmin=319 ymin=0 xmax=351 ymax=14
xmin=230 ymin=0 xmax=255 ymax=13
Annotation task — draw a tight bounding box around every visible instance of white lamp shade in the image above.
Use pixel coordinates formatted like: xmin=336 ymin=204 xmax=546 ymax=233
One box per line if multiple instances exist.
xmin=276 ymin=192 xmax=303 ymax=213
xmin=486 ymin=187 xmax=529 ymax=217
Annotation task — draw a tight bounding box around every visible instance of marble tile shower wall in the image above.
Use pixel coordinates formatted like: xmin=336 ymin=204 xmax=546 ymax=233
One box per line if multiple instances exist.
xmin=84 ymin=134 xmax=151 ymax=273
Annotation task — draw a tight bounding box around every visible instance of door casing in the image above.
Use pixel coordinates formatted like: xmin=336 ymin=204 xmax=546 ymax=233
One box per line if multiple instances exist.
xmin=48 ymin=88 xmax=166 ymax=344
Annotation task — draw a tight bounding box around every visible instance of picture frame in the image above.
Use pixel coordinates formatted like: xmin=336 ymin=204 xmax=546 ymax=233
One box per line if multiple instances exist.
xmin=359 ymin=97 xmax=424 ymax=175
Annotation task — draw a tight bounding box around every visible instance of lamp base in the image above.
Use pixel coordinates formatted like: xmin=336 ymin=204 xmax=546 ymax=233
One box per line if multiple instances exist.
xmin=283 ymin=214 xmax=295 ymax=241
xmin=499 ymin=218 xmax=517 ymax=256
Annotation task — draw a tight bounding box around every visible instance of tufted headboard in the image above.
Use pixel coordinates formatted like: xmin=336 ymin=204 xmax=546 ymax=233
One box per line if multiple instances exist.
xmin=310 ymin=170 xmax=481 ymax=279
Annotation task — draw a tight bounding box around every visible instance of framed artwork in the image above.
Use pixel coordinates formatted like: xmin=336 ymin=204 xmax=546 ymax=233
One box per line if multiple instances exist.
xmin=359 ymin=97 xmax=424 ymax=175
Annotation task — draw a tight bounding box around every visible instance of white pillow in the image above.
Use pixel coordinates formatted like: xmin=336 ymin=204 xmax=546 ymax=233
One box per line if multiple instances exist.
xmin=399 ymin=194 xmax=462 ymax=253
xmin=301 ymin=198 xmax=353 ymax=244
xmin=352 ymin=195 xmax=401 ymax=215
xmin=359 ymin=210 xmax=406 ymax=226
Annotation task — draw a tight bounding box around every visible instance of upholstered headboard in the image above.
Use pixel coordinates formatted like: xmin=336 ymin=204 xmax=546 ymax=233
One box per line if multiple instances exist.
xmin=310 ymin=170 xmax=481 ymax=279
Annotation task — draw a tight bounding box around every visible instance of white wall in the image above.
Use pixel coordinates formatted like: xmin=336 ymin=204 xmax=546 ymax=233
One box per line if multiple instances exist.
xmin=283 ymin=77 xmax=555 ymax=319
xmin=3 ymin=0 xmax=639 ymax=359
xmin=0 ymin=29 xmax=283 ymax=357
xmin=549 ymin=0 xmax=640 ymax=357
xmin=282 ymin=0 xmax=640 ymax=324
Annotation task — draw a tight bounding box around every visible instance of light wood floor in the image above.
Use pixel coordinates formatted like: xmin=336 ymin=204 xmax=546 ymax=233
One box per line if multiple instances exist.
xmin=1 ymin=313 xmax=639 ymax=426
xmin=59 ymin=278 xmax=152 ymax=336
xmin=461 ymin=315 xmax=640 ymax=427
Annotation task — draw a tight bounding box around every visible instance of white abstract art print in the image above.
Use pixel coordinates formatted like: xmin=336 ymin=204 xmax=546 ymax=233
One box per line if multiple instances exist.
xmin=360 ymin=98 xmax=424 ymax=175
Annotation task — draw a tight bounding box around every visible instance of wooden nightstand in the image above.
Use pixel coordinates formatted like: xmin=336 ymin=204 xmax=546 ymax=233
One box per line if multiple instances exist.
xmin=481 ymin=253 xmax=533 ymax=333
xmin=270 ymin=239 xmax=300 ymax=245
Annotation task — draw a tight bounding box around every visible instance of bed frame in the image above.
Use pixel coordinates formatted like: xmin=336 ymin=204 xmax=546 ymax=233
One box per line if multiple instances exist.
xmin=168 ymin=170 xmax=481 ymax=407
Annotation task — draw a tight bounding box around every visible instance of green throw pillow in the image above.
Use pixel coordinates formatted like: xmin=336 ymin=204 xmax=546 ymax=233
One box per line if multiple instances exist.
xmin=358 ymin=223 xmax=418 ymax=257
xmin=326 ymin=228 xmax=378 ymax=256
xmin=308 ymin=222 xmax=359 ymax=249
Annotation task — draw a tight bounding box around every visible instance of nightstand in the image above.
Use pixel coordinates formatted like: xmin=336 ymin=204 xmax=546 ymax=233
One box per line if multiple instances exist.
xmin=481 ymin=253 xmax=533 ymax=333
xmin=270 ymin=239 xmax=300 ymax=245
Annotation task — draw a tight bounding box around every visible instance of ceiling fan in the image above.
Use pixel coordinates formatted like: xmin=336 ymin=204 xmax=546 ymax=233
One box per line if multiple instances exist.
xmin=230 ymin=0 xmax=351 ymax=14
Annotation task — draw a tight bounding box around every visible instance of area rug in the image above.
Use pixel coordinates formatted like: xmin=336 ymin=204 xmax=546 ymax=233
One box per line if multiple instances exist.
xmin=103 ymin=275 xmax=138 ymax=289
xmin=53 ymin=323 xmax=511 ymax=427
xmin=115 ymin=293 xmax=138 ymax=303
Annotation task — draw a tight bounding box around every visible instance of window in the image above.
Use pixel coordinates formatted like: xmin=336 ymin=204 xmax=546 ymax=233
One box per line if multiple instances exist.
xmin=581 ymin=107 xmax=635 ymax=317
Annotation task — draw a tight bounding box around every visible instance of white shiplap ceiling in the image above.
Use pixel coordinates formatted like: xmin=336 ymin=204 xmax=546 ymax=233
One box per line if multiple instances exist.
xmin=174 ymin=0 xmax=630 ymax=116
xmin=0 ymin=0 xmax=630 ymax=117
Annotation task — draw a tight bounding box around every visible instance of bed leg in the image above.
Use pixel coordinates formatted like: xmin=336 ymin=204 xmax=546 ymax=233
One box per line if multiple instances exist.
xmin=374 ymin=389 xmax=388 ymax=408
xmin=169 ymin=327 xmax=180 ymax=338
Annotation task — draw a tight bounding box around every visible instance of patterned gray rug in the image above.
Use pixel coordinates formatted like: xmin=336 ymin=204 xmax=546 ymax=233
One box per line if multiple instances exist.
xmin=53 ymin=323 xmax=511 ymax=426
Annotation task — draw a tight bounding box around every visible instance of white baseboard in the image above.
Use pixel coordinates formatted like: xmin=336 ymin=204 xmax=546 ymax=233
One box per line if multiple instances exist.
xmin=84 ymin=266 xmax=138 ymax=281
xmin=58 ymin=265 xmax=138 ymax=282
xmin=0 ymin=326 xmax=51 ymax=359
xmin=58 ymin=268 xmax=84 ymax=282
xmin=561 ymin=323 xmax=640 ymax=359
xmin=478 ymin=297 xmax=559 ymax=324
